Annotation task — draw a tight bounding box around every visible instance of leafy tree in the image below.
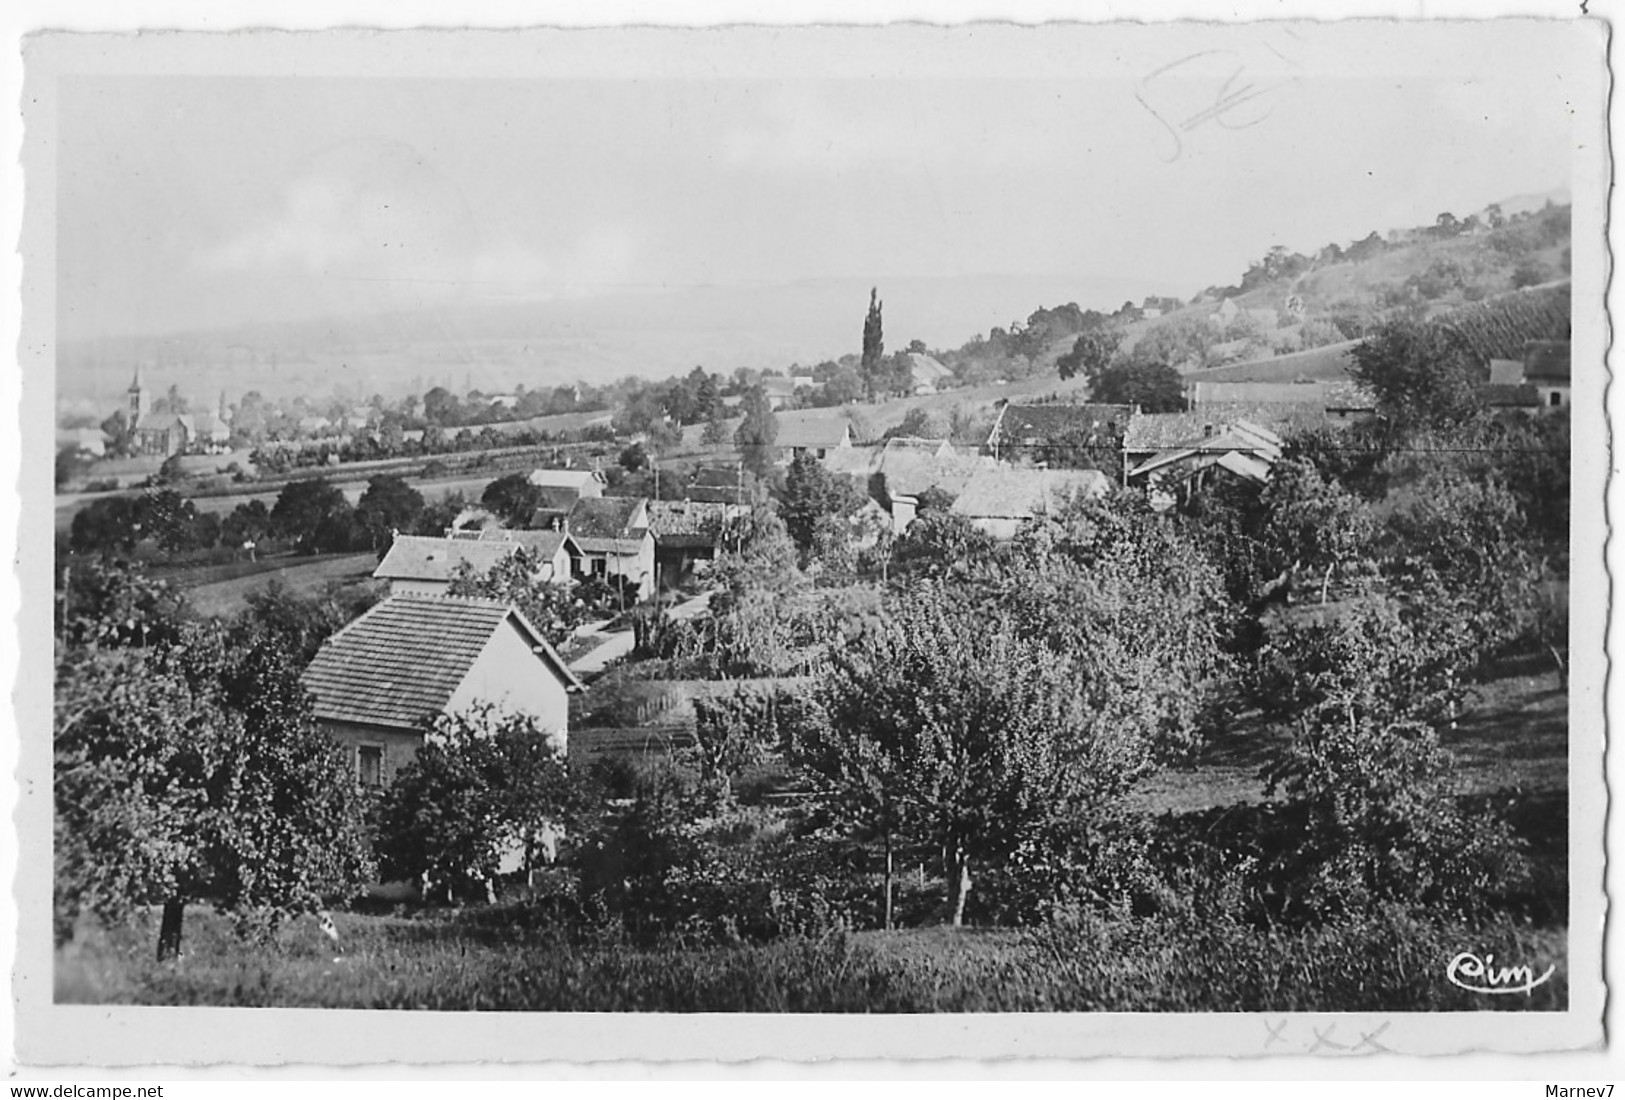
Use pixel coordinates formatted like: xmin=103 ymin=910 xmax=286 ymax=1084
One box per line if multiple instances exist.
xmin=1090 ymin=360 xmax=1187 ymax=412
xmin=221 ymin=500 xmax=273 ymax=554
xmin=1257 ymin=458 xmax=1378 ymax=603
xmin=803 ymin=585 xmax=1153 ymax=925
xmin=778 ymin=451 xmax=863 ymax=552
xmin=619 ymin=442 xmax=650 ymax=472
xmin=422 ymin=386 xmax=461 ymax=426
xmin=352 ymin=475 xmax=425 ymax=554
xmin=375 ymin=707 xmax=576 ymax=900
xmin=271 ymin=477 xmax=355 ymax=555
xmin=860 ymin=287 xmax=885 ymax=401
xmin=56 ymin=556 xmax=188 ymax=650
xmin=69 ymin=495 xmax=144 ymax=555
xmin=445 ymin=547 xmax=588 ymax=645
xmin=54 ymin=619 xmax=373 ymax=956
xmin=1056 ymin=327 xmax=1123 ymax=383
xmin=701 ymin=407 xmax=731 ymax=445
xmin=733 ymin=385 xmax=779 ymax=479
xmin=889 ymin=509 xmax=995 ymax=583
xmin=479 ymin=473 xmax=543 ymax=528
xmin=1348 ymin=319 xmax=1486 ymax=431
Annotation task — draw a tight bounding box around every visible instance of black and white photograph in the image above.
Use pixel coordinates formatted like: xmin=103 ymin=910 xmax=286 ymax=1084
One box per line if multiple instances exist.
xmin=11 ymin=9 xmax=1610 ymax=1069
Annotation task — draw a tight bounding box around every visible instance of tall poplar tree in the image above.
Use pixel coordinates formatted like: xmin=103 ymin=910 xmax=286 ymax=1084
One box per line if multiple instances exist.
xmin=861 ymin=287 xmax=885 ymax=401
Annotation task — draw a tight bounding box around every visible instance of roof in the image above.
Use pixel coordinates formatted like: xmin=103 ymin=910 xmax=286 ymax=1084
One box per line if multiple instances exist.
xmin=1523 ymin=340 xmax=1570 ymax=382
xmin=906 ymin=353 xmax=953 ymax=385
xmin=646 ymin=499 xmax=733 ymax=538
xmin=567 ymin=496 xmax=647 ymax=540
xmin=476 ymin=527 xmax=574 ymax=560
xmin=951 ymin=466 xmax=1111 ymax=521
xmin=528 ymin=468 xmax=604 ymax=492
xmin=776 ymin=410 xmax=852 ymax=450
xmin=373 ymin=535 xmax=521 ymax=583
xmin=1488 ymin=359 xmax=1525 ymax=385
xmin=874 ymin=444 xmax=989 ymax=499
xmin=1126 ymin=403 xmax=1332 ymax=451
xmin=1482 ymin=383 xmax=1541 ymax=408
xmin=692 ymin=463 xmax=741 ymax=489
xmin=301 ymin=594 xmax=581 ymax=731
xmin=1187 ymin=340 xmax=1361 ymax=384
xmin=989 ymin=404 xmax=1135 ymax=448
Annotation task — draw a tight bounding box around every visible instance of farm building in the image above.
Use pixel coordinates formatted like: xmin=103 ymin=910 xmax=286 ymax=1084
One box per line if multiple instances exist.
xmin=301 ymin=594 xmax=583 ymax=789
xmin=527 ymin=467 xmax=607 ymax=528
xmin=951 ymin=466 xmax=1111 ymax=540
xmin=562 ymin=496 xmax=655 ymax=601
xmin=776 ymin=410 xmax=853 ymax=463
xmin=1126 ymin=419 xmax=1285 ymax=509
xmin=647 ymin=499 xmax=738 ymax=589
xmin=904 ymin=352 xmax=954 ymax=395
xmin=984 ymin=403 xmax=1135 ymax=465
xmin=373 ymin=532 xmax=574 ymax=596
xmin=687 ymin=462 xmax=746 ymax=505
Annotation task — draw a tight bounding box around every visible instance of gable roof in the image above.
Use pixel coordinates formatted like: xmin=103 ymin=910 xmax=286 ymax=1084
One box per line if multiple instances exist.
xmin=951 ymin=466 xmax=1111 ymax=521
xmin=568 ymin=496 xmax=647 ymax=540
xmin=647 ymin=499 xmax=733 ymax=538
xmin=988 ymin=404 xmax=1135 ymax=449
xmin=301 ymin=594 xmax=581 ymax=731
xmin=1125 ymin=406 xmax=1305 ymax=452
xmin=476 ymin=527 xmax=575 ymax=560
xmin=776 ymin=410 xmax=852 ymax=450
xmin=906 ymin=353 xmax=953 ymax=386
xmin=874 ymin=442 xmax=989 ymax=499
xmin=528 ymin=467 xmax=604 ymax=492
xmin=1523 ymin=340 xmax=1570 ymax=382
xmin=373 ymin=535 xmax=522 ymax=583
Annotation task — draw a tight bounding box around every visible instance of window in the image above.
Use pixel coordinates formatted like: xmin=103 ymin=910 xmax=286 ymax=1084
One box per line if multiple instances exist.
xmin=357 ymin=745 xmax=384 ymax=788
xmin=1549 ymin=391 xmax=1563 ymax=407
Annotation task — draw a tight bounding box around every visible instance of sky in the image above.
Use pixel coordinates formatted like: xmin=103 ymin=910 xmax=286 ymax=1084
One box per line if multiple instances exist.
xmin=52 ymin=21 xmax=1589 ymax=356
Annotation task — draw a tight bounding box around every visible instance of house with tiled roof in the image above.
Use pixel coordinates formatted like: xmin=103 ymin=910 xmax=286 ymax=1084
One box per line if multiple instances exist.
xmin=1522 ymin=340 xmax=1571 ymax=409
xmin=647 ymin=499 xmax=739 ymax=588
xmin=301 ymin=594 xmax=583 ymax=789
xmin=950 ymin=466 xmax=1111 ymax=540
xmin=869 ymin=438 xmax=993 ymax=534
xmin=560 ymin=496 xmax=655 ymax=600
xmin=687 ymin=462 xmax=745 ymax=505
xmin=1125 ymin=418 xmax=1285 ymax=509
xmin=376 ymin=535 xmax=521 ymax=596
xmin=904 ymin=353 xmax=955 ymax=396
xmin=776 ymin=410 xmax=853 ymax=462
xmin=984 ymin=403 xmax=1135 ymax=465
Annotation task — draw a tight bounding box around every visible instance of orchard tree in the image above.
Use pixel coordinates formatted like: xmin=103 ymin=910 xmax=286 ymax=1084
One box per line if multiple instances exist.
xmin=1258 ymin=458 xmax=1378 ymax=603
xmin=375 ymin=707 xmax=577 ymax=900
xmin=54 ymin=618 xmax=373 ymax=957
xmin=446 ymin=548 xmax=588 ymax=645
xmin=352 ymin=474 xmax=425 ymax=554
xmin=69 ymin=495 xmax=145 ymax=555
xmin=805 ymin=585 xmax=1155 ymax=925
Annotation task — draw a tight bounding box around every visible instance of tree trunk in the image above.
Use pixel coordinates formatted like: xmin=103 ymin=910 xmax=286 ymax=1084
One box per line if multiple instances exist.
xmin=882 ymin=824 xmax=894 ymax=932
xmin=945 ymin=844 xmax=971 ymax=927
xmin=1321 ymin=561 xmax=1334 ymax=605
xmin=1548 ymin=644 xmax=1568 ymax=691
xmin=156 ymin=898 xmax=185 ymax=961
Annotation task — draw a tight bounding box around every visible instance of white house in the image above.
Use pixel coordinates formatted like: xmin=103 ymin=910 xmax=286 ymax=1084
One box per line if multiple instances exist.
xmin=776 ymin=410 xmax=853 ymax=463
xmin=562 ymin=496 xmax=656 ymax=601
xmin=373 ymin=532 xmax=578 ymax=596
xmin=301 ymin=594 xmax=584 ymax=788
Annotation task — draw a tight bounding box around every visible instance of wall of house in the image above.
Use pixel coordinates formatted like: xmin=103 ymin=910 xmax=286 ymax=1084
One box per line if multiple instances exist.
xmin=388 ymin=577 xmax=452 ymax=597
xmin=448 ymin=618 xmax=572 ymax=751
xmin=318 ymin=719 xmax=426 ymax=790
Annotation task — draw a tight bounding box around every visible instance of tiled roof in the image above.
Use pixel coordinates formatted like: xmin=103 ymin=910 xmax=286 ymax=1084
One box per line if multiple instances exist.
xmin=301 ymin=594 xmax=580 ymax=731
xmin=1523 ymin=340 xmax=1570 ymax=382
xmin=373 ymin=535 xmax=521 ymax=583
xmin=647 ymin=500 xmax=732 ymax=539
xmin=951 ymin=466 xmax=1111 ymax=521
xmin=906 ymin=353 xmax=953 ymax=384
xmin=528 ymin=468 xmax=603 ymax=492
xmin=875 ymin=445 xmax=989 ymax=498
xmin=777 ymin=410 xmax=852 ymax=450
xmin=568 ymin=496 xmax=646 ymax=540
xmin=477 ymin=528 xmax=572 ymax=559
xmin=1483 ymin=383 xmax=1541 ymax=408
xmin=990 ymin=404 xmax=1135 ymax=448
xmin=1125 ymin=406 xmax=1308 ymax=452
xmin=692 ymin=464 xmax=741 ymax=489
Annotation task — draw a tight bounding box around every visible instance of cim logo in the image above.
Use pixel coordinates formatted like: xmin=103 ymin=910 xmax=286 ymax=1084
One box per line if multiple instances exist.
xmin=1447 ymin=951 xmax=1556 ymax=996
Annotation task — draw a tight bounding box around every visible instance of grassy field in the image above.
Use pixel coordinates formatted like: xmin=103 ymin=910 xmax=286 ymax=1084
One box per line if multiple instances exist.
xmin=56 ymin=900 xmax=1566 ymax=1013
xmin=172 ymin=551 xmax=384 ymax=618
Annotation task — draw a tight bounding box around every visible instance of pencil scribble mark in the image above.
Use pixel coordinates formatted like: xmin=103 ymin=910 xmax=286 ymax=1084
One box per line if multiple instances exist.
xmin=1352 ymin=1022 xmax=1393 ymax=1054
xmin=1263 ymin=1018 xmax=1289 ymax=1049
xmin=1135 ymin=39 xmax=1301 ymax=162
